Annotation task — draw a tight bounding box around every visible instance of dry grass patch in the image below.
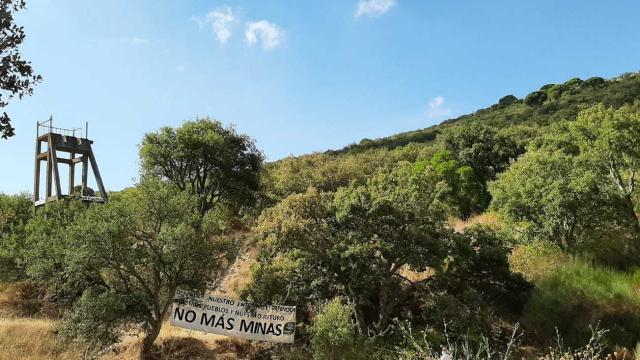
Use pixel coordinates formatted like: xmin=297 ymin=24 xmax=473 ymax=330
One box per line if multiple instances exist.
xmin=103 ymin=320 xmax=240 ymax=359
xmin=0 ymin=316 xmax=83 ymax=360
xmin=448 ymin=213 xmax=501 ymax=233
xmin=0 ymin=282 xmax=60 ymax=318
xmin=217 ymin=245 xmax=258 ymax=297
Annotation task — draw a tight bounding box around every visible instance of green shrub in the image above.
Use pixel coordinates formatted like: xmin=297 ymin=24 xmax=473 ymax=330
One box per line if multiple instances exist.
xmin=547 ymin=84 xmax=569 ymax=100
xmin=497 ymin=95 xmax=520 ymax=107
xmin=582 ymin=77 xmax=606 ymax=89
xmin=524 ymin=91 xmax=548 ymax=107
xmin=59 ymin=290 xmax=141 ymax=350
xmin=0 ymin=193 xmax=33 ymax=281
xmin=523 ymin=260 xmax=640 ymax=348
xmin=311 ymin=298 xmax=369 ymax=360
xmin=564 ymin=77 xmax=584 ymax=87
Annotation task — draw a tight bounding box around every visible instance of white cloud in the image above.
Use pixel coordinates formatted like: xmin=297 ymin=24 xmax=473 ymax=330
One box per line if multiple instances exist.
xmin=120 ymin=36 xmax=150 ymax=45
xmin=425 ymin=96 xmax=452 ymax=120
xmin=208 ymin=7 xmax=235 ymax=45
xmin=355 ymin=0 xmax=396 ymax=18
xmin=245 ymin=20 xmax=285 ymax=49
xmin=429 ymin=96 xmax=445 ymax=108
xmin=193 ymin=6 xmax=236 ymax=45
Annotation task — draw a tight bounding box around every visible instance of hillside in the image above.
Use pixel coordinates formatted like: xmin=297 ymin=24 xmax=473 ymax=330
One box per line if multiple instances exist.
xmin=2 ymin=70 xmax=640 ymax=359
xmin=329 ymin=72 xmax=640 ymax=155
xmin=266 ymin=72 xmax=640 ymax=203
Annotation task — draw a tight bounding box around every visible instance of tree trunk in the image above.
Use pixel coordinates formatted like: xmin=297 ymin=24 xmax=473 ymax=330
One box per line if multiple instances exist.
xmin=140 ymin=319 xmax=163 ymax=360
xmin=625 ymin=195 xmax=640 ymax=240
xmin=354 ymin=304 xmax=368 ymax=335
xmin=347 ymin=286 xmax=369 ymax=335
xmin=375 ymin=289 xmax=395 ymax=334
xmin=375 ymin=306 xmax=393 ymax=334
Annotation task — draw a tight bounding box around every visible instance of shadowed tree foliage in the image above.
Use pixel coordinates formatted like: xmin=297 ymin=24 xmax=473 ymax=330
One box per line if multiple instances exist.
xmin=0 ymin=0 xmax=42 ymax=138
xmin=139 ymin=119 xmax=263 ymax=219
xmin=440 ymin=123 xmax=524 ymax=215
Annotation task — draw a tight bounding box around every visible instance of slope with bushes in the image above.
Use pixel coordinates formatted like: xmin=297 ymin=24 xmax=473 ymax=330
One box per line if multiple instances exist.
xmin=2 ymin=72 xmax=640 ymax=359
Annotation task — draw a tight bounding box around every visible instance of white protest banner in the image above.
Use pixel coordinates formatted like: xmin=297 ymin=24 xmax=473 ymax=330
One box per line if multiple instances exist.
xmin=170 ymin=289 xmax=296 ymax=343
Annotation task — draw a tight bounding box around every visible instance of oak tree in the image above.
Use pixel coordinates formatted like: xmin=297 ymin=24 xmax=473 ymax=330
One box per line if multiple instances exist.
xmin=140 ymin=119 xmax=263 ymax=218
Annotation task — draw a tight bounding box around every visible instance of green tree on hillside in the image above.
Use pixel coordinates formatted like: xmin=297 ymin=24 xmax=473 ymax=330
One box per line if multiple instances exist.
xmin=0 ymin=0 xmax=42 ymax=138
xmin=570 ymin=103 xmax=640 ymax=234
xmin=245 ymin=166 xmax=449 ymax=334
xmin=440 ymin=124 xmax=523 ymax=215
xmin=139 ymin=119 xmax=263 ymax=218
xmin=310 ymin=298 xmax=370 ymax=360
xmin=428 ymin=149 xmax=482 ymax=219
xmin=491 ymin=103 xmax=640 ymax=254
xmin=59 ymin=180 xmax=233 ymax=359
xmin=489 ymin=149 xmax=616 ymax=250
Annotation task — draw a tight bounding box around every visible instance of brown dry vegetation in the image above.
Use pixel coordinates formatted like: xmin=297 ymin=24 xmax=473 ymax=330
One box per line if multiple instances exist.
xmin=215 ymin=244 xmax=258 ymax=298
xmin=0 ymin=316 xmax=83 ymax=360
xmin=0 ymin=314 xmax=267 ymax=360
xmin=448 ymin=212 xmax=501 ymax=233
xmin=102 ymin=323 xmax=231 ymax=360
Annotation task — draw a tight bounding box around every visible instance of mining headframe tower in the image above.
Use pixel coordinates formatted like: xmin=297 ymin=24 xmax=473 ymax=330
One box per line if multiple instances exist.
xmin=33 ymin=118 xmax=108 ymax=207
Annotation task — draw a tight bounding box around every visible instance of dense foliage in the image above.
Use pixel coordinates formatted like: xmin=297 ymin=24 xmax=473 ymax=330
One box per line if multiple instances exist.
xmin=0 ymin=193 xmax=32 ymax=280
xmin=246 ymin=166 xmax=450 ymax=334
xmin=491 ymin=102 xmax=640 ymax=262
xmin=245 ymin=164 xmax=529 ymax=344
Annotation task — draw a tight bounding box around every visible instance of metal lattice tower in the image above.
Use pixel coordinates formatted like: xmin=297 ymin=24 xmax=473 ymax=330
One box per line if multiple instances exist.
xmin=33 ymin=117 xmax=108 ymax=207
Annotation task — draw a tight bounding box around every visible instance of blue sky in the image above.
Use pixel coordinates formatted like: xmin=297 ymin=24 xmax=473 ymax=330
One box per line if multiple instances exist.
xmin=1 ymin=0 xmax=640 ymax=194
